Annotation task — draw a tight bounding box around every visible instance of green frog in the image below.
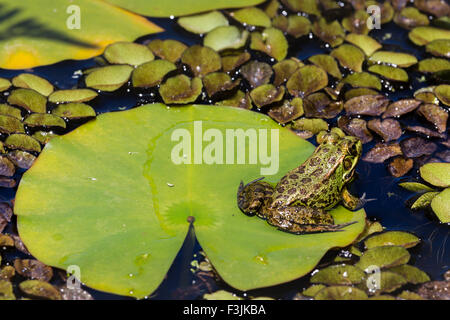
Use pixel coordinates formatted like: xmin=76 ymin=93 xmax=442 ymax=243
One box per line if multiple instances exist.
xmin=237 ymin=132 xmax=363 ymax=234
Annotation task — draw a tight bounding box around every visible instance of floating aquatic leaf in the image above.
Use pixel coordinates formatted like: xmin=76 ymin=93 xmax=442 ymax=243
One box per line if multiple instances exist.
xmin=344 ymin=88 xmax=379 ymax=100
xmin=0 ymin=280 xmax=15 ymax=300
xmin=0 ymin=115 xmax=25 ymax=134
xmin=24 ymin=113 xmax=66 ymax=129
xmin=32 ymin=131 xmax=58 ymax=145
xmin=0 ymin=78 xmax=11 ymax=92
xmin=181 ymin=45 xmax=222 ymax=77
xmin=14 ymin=259 xmax=53 ymax=282
xmin=202 ymin=73 xmax=240 ymax=97
xmin=368 ymin=295 xmax=396 ymax=300
xmin=344 ymin=72 xmax=381 ymax=90
xmin=356 ymin=246 xmax=410 ymax=272
xmin=52 ymin=103 xmax=96 ymax=120
xmin=382 ymin=99 xmax=421 ymax=119
xmin=250 ymin=84 xmax=285 ymax=108
xmin=368 ymin=65 xmax=409 ymax=82
xmin=342 ymin=10 xmax=370 ymax=35
xmin=264 ymin=0 xmax=280 ymax=18
xmin=8 ymin=150 xmax=36 ymax=169
xmin=204 ymin=290 xmax=242 ymax=300
xmin=314 ymin=286 xmax=368 ymax=300
xmin=204 ymin=26 xmax=249 ymax=52
xmin=406 ymin=126 xmax=446 ymax=139
xmin=434 ymin=84 xmax=450 ymax=106
xmin=268 ymin=98 xmax=304 ymax=124
xmin=345 ymin=95 xmax=389 ymax=116
xmin=304 ymin=93 xmax=343 ymax=119
xmin=286 ymin=65 xmax=328 ymax=97
xmin=0 ymin=156 xmax=15 ymax=178
xmin=397 ymin=290 xmax=425 ymax=300
xmin=338 ymin=117 xmax=373 ymax=144
xmin=159 ymin=75 xmax=203 ymax=104
xmin=411 ymin=192 xmax=440 ymax=210
xmin=14 ymin=104 xmax=365 ymax=297
xmin=85 ymin=65 xmax=133 ymax=92
xmin=132 ymin=60 xmax=177 ymax=88
xmin=240 ymin=61 xmax=273 ymax=88
xmin=308 ymin=55 xmax=342 ymax=80
xmin=362 ymin=143 xmax=402 ymax=163
xmin=331 ymin=44 xmax=365 ymax=72
xmin=371 ymin=271 xmax=408 ymax=294
xmin=431 ymin=188 xmax=450 ymax=223
xmin=281 ymin=0 xmax=320 ymax=15
xmin=302 ymin=284 xmax=326 ymax=297
xmin=426 ymin=39 xmax=450 ymax=58
xmin=409 ymin=26 xmax=450 ymax=46
xmin=417 ymin=104 xmax=448 ymax=133
xmin=103 ymin=42 xmax=154 ymax=66
xmin=418 ymin=58 xmax=450 ymax=73
xmin=292 ymin=118 xmax=329 ymax=134
xmin=250 ymin=27 xmax=288 ymax=61
xmin=364 ymin=231 xmax=420 ymax=250
xmin=0 ymin=177 xmax=16 ymax=189
xmin=345 ymin=33 xmax=382 ymax=56
xmin=401 ymin=137 xmax=437 ymax=158
xmin=19 ymin=280 xmax=61 ymax=300
xmin=414 ymin=86 xmax=439 ymax=105
xmin=222 ymin=52 xmax=251 ymax=72
xmin=7 ymin=89 xmax=47 ymax=114
xmin=12 ymin=74 xmax=54 ymax=97
xmin=415 ymin=0 xmax=450 ymax=18
xmin=394 ymin=7 xmax=429 ymax=30
xmin=0 ymin=203 xmax=13 ymax=233
xmin=0 ymin=266 xmax=15 ymax=281
xmin=178 ymin=11 xmax=229 ymax=34
xmin=311 ymin=264 xmax=365 ymax=285
xmin=356 ymin=220 xmax=384 ymax=242
xmin=367 ymin=119 xmax=402 ymax=142
xmin=0 ymin=234 xmax=14 ymax=247
xmin=48 ymin=89 xmax=98 ymax=104
xmin=147 ymin=39 xmax=187 ymax=63
xmin=388 ymin=157 xmax=414 ymax=178
xmin=312 ymin=18 xmax=345 ymax=47
xmin=5 ymin=134 xmax=41 ymax=153
xmin=399 ymin=182 xmax=436 ymax=193
xmin=230 ymin=7 xmax=271 ymax=27
xmin=420 ymin=163 xmax=450 ymax=188
xmin=273 ymin=15 xmax=311 ymax=39
xmin=215 ymin=90 xmax=252 ymax=109
xmin=0 ymin=104 xmax=22 ymax=120
xmin=390 ymin=265 xmax=430 ymax=284
xmin=368 ymin=51 xmax=418 ymax=68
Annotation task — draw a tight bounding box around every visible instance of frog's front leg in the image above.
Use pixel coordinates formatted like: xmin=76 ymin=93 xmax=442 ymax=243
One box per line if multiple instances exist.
xmin=267 ymin=206 xmax=356 ymax=234
xmin=341 ymin=186 xmax=366 ymax=210
xmin=237 ymin=178 xmax=274 ymax=217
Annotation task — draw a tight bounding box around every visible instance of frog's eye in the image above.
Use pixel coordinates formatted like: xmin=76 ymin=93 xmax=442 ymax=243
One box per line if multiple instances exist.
xmin=343 ymin=157 xmax=353 ymax=170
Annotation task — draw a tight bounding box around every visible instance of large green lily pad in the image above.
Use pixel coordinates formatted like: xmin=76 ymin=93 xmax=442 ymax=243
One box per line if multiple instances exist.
xmin=15 ymin=104 xmax=365 ymax=298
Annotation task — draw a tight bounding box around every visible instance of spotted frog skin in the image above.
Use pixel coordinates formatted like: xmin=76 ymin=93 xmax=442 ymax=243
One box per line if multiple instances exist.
xmin=237 ymin=133 xmax=363 ymax=234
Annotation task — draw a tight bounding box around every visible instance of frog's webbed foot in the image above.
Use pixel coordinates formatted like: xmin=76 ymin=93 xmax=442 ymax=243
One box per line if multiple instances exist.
xmin=341 ymin=187 xmax=375 ymax=211
xmin=237 ymin=177 xmax=274 ymax=217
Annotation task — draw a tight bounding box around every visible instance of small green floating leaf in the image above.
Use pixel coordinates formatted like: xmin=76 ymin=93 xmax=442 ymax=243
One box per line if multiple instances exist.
xmin=52 ymin=103 xmax=96 ymax=120
xmin=426 ymin=39 xmax=450 ymax=58
xmin=356 ymin=220 xmax=384 ymax=242
xmin=85 ymin=65 xmax=133 ymax=92
xmin=32 ymin=131 xmax=58 ymax=145
xmin=222 ymin=52 xmax=251 ymax=73
xmin=371 ymin=271 xmax=408 ymax=294
xmin=409 ymin=26 xmax=450 ymax=46
xmin=0 ymin=115 xmax=25 ymax=134
xmin=308 ymin=55 xmax=342 ymax=80
xmin=312 ymin=18 xmax=345 ymax=47
xmin=250 ymin=84 xmax=285 ymax=108
xmin=291 ymin=118 xmax=329 ymax=134
xmin=12 ymin=74 xmax=54 ymax=97
xmin=343 ymin=72 xmax=381 ymax=90
xmin=159 ymin=75 xmax=203 ymax=104
xmin=399 ymin=182 xmax=436 ymax=193
xmin=364 ymin=231 xmax=420 ymax=249
xmin=178 ymin=11 xmax=229 ymax=34
xmin=7 ymin=89 xmax=47 ymax=114
xmin=281 ymin=0 xmax=320 ymax=15
xmin=132 ymin=60 xmax=177 ymax=88
xmin=250 ymin=27 xmax=288 ymax=61
xmin=390 ymin=265 xmax=430 ymax=285
xmin=397 ymin=290 xmax=425 ymax=300
xmin=411 ymin=192 xmax=440 ymax=210
xmin=147 ymin=39 xmax=187 ymax=63
xmin=314 ymin=286 xmax=368 ymax=300
xmin=356 ymin=246 xmax=410 ymax=272
xmin=311 ymin=264 xmax=366 ymax=285
xmin=5 ymin=134 xmax=41 ymax=153
xmin=286 ymin=65 xmax=328 ymax=97
xmin=230 ymin=7 xmax=271 ymax=27
xmin=48 ymin=89 xmax=98 ymax=104
xmin=418 ymin=58 xmax=450 ymax=73
xmin=24 ymin=113 xmax=66 ymax=129
xmin=181 ymin=45 xmax=222 ymax=77
xmin=273 ymin=58 xmax=303 ymax=86
xmin=435 ymin=84 xmax=450 ymax=106
xmin=103 ymin=42 xmax=154 ymax=66
xmin=204 ymin=26 xmax=249 ymax=52
xmin=302 ymin=284 xmax=325 ymax=297
xmin=331 ymin=44 xmax=365 ymax=72
xmin=394 ymin=7 xmax=429 ymax=30
xmin=273 ymin=15 xmax=311 ymax=39
xmin=342 ymin=10 xmax=370 ymax=35
xmin=202 ymin=72 xmax=240 ymax=97
xmin=345 ymin=33 xmax=382 ymax=57
xmin=431 ymin=188 xmax=450 ymax=223
xmin=420 ymin=163 xmax=450 ymax=188
xmin=0 ymin=280 xmax=15 ymax=300
xmin=204 ymin=290 xmax=242 ymax=300
xmin=0 ymin=78 xmax=11 ymax=92
xmin=368 ymin=65 xmax=409 ymax=82
xmin=368 ymin=51 xmax=418 ymax=68
xmin=0 ymin=104 xmax=22 ymax=120
xmin=215 ymin=90 xmax=252 ymax=109
xmin=19 ymin=280 xmax=61 ymax=300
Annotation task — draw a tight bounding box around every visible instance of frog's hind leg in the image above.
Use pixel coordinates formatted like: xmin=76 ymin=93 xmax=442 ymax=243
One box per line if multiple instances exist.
xmin=237 ymin=178 xmax=274 ymax=217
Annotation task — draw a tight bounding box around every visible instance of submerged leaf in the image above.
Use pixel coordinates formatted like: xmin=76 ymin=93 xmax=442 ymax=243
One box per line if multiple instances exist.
xmin=388 ymin=157 xmax=413 ymax=178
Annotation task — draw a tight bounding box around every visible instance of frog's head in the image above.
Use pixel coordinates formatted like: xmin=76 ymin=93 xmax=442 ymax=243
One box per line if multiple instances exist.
xmin=338 ymin=136 xmax=362 ymax=183
xmin=237 ymin=178 xmax=267 ymax=216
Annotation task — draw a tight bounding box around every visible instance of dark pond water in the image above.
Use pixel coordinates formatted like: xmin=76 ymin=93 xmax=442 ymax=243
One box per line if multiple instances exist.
xmin=0 ymin=16 xmax=448 ymax=300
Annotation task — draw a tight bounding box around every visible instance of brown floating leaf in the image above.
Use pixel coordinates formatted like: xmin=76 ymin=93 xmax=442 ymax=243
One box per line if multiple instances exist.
xmin=7 ymin=150 xmax=36 ymax=169
xmin=312 ymin=18 xmax=345 ymax=47
xmin=342 ymin=10 xmax=370 ymax=35
xmin=19 ymin=280 xmax=61 ymax=300
xmin=394 ymin=7 xmax=429 ymax=30
xmin=181 ymin=45 xmax=222 ymax=77
xmin=0 ymin=234 xmax=14 ymax=246
xmin=221 ymin=52 xmax=251 ymax=73
xmin=415 ymin=0 xmax=450 ymax=18
xmin=14 ymin=259 xmax=53 ymax=282
xmin=268 ymin=98 xmax=304 ymax=124
xmin=417 ymin=104 xmax=448 ymax=133
xmin=202 ymin=72 xmax=240 ymax=97
xmin=338 ymin=116 xmax=373 ymax=144
xmin=363 ymin=143 xmax=403 ymax=163
xmin=240 ymin=61 xmax=273 ymax=88
xmin=215 ymin=90 xmax=252 ymax=110
xmin=344 ymin=95 xmax=389 ymax=116
xmin=0 ymin=266 xmax=15 ymax=281
xmin=401 ymin=137 xmax=437 ymax=158
xmin=286 ymin=65 xmax=328 ymax=98
xmin=436 ymin=150 xmax=450 ymax=162
xmin=11 ymin=234 xmax=31 ymax=255
xmin=0 ymin=178 xmax=16 ymax=188
xmin=249 ymin=84 xmax=285 ymax=108
xmin=0 ymin=203 xmax=12 ymax=233
xmin=416 ymin=281 xmax=450 ymax=300
xmin=367 ymin=119 xmax=402 ymax=142
xmin=406 ymin=126 xmax=446 ymax=139
xmin=159 ymin=75 xmax=203 ymax=104
xmin=0 ymin=156 xmax=16 ymax=177
xmin=388 ymin=157 xmax=414 ymax=177
xmin=303 ymin=93 xmax=343 ymax=119
xmin=273 ymin=58 xmax=302 ymax=86
xmin=147 ymin=39 xmax=187 ymax=63
xmin=331 ymin=44 xmax=365 ymax=72
xmin=382 ymin=99 xmax=422 ymax=118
